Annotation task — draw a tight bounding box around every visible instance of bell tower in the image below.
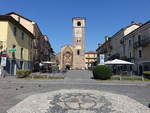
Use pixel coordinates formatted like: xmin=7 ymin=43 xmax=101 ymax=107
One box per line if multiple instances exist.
xmin=72 ymin=17 xmax=86 ymax=69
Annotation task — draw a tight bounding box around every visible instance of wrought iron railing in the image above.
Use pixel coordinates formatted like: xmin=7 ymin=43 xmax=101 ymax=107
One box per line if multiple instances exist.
xmin=133 ymin=37 xmax=150 ymax=48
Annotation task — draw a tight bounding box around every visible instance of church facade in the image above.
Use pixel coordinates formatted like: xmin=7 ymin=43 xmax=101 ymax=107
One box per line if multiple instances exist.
xmin=60 ymin=17 xmax=86 ymax=70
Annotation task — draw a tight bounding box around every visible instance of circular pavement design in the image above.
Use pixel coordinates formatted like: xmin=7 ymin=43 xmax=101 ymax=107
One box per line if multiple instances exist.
xmin=7 ymin=89 xmax=150 ymax=113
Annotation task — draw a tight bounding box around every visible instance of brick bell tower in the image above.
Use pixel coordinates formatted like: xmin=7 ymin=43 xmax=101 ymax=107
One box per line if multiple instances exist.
xmin=72 ymin=17 xmax=86 ymax=69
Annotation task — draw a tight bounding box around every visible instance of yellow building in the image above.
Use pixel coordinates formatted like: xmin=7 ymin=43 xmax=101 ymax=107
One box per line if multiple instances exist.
xmin=85 ymin=51 xmax=97 ymax=69
xmin=6 ymin=12 xmax=54 ymax=71
xmin=0 ymin=15 xmax=34 ymax=75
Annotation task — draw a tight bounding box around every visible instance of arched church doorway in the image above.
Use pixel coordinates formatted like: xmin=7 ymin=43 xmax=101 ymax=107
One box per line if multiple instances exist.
xmin=66 ymin=65 xmax=71 ymax=70
xmin=62 ymin=46 xmax=73 ymax=70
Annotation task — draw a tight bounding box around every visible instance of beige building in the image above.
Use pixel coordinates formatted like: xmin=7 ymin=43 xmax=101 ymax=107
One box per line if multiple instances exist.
xmin=6 ymin=12 xmax=54 ymax=71
xmin=121 ymin=20 xmax=150 ymax=75
xmin=96 ymin=36 xmax=112 ymax=62
xmin=85 ymin=51 xmax=97 ymax=69
xmin=109 ymin=22 xmax=141 ymax=60
xmin=96 ymin=21 xmax=150 ymax=75
xmin=96 ymin=22 xmax=141 ymax=61
xmin=60 ymin=18 xmax=86 ymax=70
xmin=0 ymin=15 xmax=34 ymax=75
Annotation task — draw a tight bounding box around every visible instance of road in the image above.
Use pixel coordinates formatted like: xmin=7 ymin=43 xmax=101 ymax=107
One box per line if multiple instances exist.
xmin=0 ymin=70 xmax=150 ymax=113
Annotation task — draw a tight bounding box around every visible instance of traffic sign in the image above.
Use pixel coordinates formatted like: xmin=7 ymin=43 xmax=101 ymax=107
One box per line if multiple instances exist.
xmin=99 ymin=54 xmax=105 ymax=65
xmin=9 ymin=48 xmax=16 ymax=52
xmin=1 ymin=57 xmax=7 ymax=67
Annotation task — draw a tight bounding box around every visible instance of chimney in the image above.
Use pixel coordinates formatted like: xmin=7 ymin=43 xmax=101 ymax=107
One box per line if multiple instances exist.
xmin=131 ymin=21 xmax=136 ymax=25
xmin=98 ymin=43 xmax=102 ymax=47
xmin=105 ymin=36 xmax=109 ymax=41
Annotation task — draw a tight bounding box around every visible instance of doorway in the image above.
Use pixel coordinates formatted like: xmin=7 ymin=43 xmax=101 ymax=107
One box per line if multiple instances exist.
xmin=139 ymin=65 xmax=143 ymax=75
xmin=66 ymin=65 xmax=71 ymax=70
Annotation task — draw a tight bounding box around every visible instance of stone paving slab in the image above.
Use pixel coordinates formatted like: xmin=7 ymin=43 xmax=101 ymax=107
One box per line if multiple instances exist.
xmin=7 ymin=89 xmax=150 ymax=113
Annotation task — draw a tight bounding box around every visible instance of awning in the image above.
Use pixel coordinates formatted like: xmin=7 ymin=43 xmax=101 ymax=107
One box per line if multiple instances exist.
xmin=41 ymin=61 xmax=56 ymax=64
xmin=104 ymin=59 xmax=134 ymax=65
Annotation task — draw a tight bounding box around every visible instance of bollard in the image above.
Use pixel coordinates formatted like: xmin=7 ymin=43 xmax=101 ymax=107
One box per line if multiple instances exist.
xmin=32 ymin=75 xmax=34 ymax=79
xmin=142 ymin=75 xmax=144 ymax=81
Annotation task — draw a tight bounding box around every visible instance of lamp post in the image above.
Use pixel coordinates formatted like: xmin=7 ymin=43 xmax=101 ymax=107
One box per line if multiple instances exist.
xmin=9 ymin=44 xmax=16 ymax=75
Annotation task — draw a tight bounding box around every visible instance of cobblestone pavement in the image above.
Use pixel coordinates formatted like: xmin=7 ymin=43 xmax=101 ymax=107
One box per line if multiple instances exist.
xmin=0 ymin=70 xmax=150 ymax=113
xmin=7 ymin=89 xmax=150 ymax=113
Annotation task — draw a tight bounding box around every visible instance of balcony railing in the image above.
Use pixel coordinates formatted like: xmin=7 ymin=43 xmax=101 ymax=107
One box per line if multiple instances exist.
xmin=99 ymin=49 xmax=107 ymax=54
xmin=133 ymin=37 xmax=150 ymax=48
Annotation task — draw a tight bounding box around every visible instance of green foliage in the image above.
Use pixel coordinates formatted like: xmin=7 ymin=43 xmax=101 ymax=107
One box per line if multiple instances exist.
xmin=16 ymin=70 xmax=31 ymax=78
xmin=143 ymin=71 xmax=150 ymax=79
xmin=93 ymin=65 xmax=112 ymax=80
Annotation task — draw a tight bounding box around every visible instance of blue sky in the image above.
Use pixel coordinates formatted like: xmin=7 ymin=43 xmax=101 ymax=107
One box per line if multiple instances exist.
xmin=1 ymin=0 xmax=150 ymax=53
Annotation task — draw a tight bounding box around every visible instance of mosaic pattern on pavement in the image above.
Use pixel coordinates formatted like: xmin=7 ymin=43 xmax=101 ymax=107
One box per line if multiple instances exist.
xmin=7 ymin=89 xmax=150 ymax=113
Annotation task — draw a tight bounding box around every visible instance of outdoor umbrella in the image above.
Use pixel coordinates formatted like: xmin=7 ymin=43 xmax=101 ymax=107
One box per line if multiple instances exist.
xmin=104 ymin=59 xmax=134 ymax=65
xmin=41 ymin=61 xmax=56 ymax=64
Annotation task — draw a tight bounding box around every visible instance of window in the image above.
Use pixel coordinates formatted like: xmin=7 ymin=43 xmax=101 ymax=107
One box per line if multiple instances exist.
xmin=138 ymin=35 xmax=141 ymax=46
xmin=130 ymin=52 xmax=132 ymax=58
xmin=77 ymin=21 xmax=81 ymax=26
xmin=129 ymin=40 xmax=131 ymax=47
xmin=138 ymin=35 xmax=141 ymax=41
xmin=138 ymin=50 xmax=142 ymax=58
xmin=21 ymin=32 xmax=24 ymax=40
xmin=30 ymin=40 xmax=32 ymax=48
xmin=13 ymin=27 xmax=17 ymax=36
xmin=21 ymin=48 xmax=23 ymax=59
xmin=77 ymin=40 xmax=81 ymax=43
xmin=77 ymin=50 xmax=80 ymax=55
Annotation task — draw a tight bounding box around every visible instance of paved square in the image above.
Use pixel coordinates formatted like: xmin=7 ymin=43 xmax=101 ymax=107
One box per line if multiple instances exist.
xmin=7 ymin=89 xmax=150 ymax=113
xmin=0 ymin=70 xmax=150 ymax=113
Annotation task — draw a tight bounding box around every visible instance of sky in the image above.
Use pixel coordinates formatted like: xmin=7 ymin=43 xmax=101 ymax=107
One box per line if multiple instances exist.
xmin=0 ymin=0 xmax=150 ymax=53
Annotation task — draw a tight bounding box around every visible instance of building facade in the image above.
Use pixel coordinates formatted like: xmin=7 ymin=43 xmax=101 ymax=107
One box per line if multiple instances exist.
xmin=96 ymin=36 xmax=112 ymax=62
xmin=6 ymin=12 xmax=54 ymax=71
xmin=85 ymin=51 xmax=97 ymax=69
xmin=0 ymin=15 xmax=34 ymax=75
xmin=60 ymin=17 xmax=86 ymax=70
xmin=121 ymin=21 xmax=150 ymax=75
xmin=96 ymin=21 xmax=150 ymax=75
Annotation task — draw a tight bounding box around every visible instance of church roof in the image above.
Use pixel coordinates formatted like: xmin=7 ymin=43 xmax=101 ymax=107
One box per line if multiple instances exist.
xmin=0 ymin=15 xmax=34 ymax=39
xmin=6 ymin=12 xmax=33 ymax=22
xmin=85 ymin=51 xmax=97 ymax=54
xmin=72 ymin=17 xmax=86 ymax=20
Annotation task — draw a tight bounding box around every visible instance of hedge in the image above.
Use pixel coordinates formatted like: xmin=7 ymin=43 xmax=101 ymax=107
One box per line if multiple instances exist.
xmin=16 ymin=70 xmax=31 ymax=78
xmin=143 ymin=71 xmax=150 ymax=79
xmin=93 ymin=65 xmax=112 ymax=80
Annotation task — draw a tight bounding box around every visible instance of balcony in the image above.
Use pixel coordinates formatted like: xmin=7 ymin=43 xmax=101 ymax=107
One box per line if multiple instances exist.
xmin=133 ymin=37 xmax=150 ymax=48
xmin=108 ymin=53 xmax=120 ymax=60
xmin=99 ymin=49 xmax=107 ymax=54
